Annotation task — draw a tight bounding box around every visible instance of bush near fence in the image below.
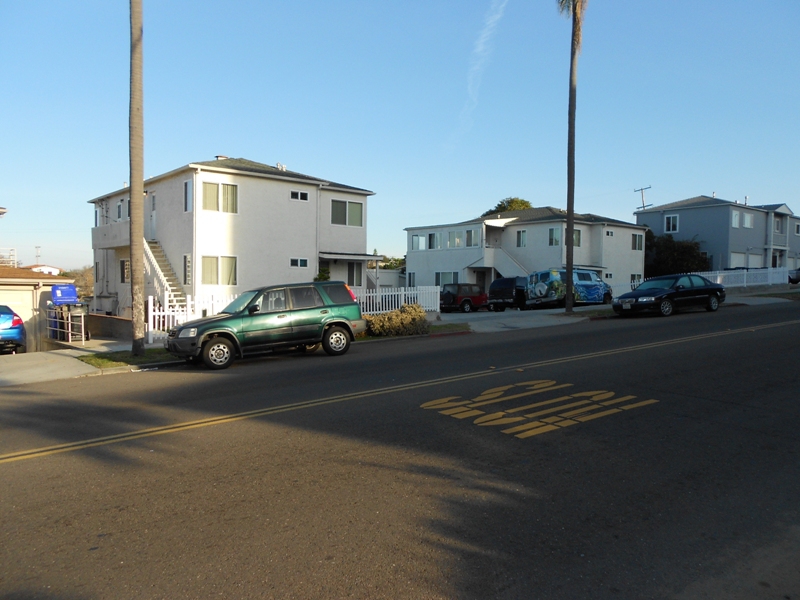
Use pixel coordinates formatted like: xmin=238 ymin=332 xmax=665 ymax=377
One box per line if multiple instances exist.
xmin=364 ymin=304 xmax=430 ymax=337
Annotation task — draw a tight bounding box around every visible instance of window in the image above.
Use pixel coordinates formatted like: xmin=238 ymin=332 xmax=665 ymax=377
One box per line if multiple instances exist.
xmin=94 ymin=209 xmax=99 ymax=227
xmin=289 ymin=287 xmax=324 ymax=309
xmin=184 ymin=180 xmax=193 ymax=212
xmin=606 ymin=230 xmax=614 ymax=237
xmin=259 ymin=289 xmax=287 ymax=312
xmin=331 ymin=200 xmax=363 ymax=226
xmin=604 ymin=273 xmax=613 ymax=280
xmin=407 ymin=272 xmax=416 ymax=287
xmin=117 ymin=202 xmax=122 ymax=220
xmin=411 ymin=235 xmax=426 ymax=251
xmin=466 ymin=228 xmax=480 ymax=247
xmin=632 ymin=233 xmax=643 ymax=251
xmin=447 ymin=231 xmax=464 ymax=248
xmin=290 ymin=190 xmax=309 ymax=201
xmin=347 ymin=262 xmax=362 ymax=286
xmin=201 ymin=256 xmax=218 ymax=284
xmin=665 ymin=215 xmax=679 ymax=233
xmin=516 ymin=230 xmax=527 ymax=248
xmin=732 ymin=210 xmax=740 ymax=228
xmin=201 ymin=183 xmax=238 ymax=213
xmin=775 ymin=219 xmax=782 ymax=233
xmin=183 ymin=255 xmax=192 ymax=285
xmin=743 ymin=213 xmax=753 ymax=228
xmin=127 ymin=199 xmax=131 ymax=218
xmin=220 ymin=257 xmax=236 ymax=285
xmin=548 ymin=227 xmax=560 ymax=246
xmin=795 ymin=223 xmax=800 ymax=235
xmin=428 ymin=232 xmax=442 ymax=249
xmin=120 ymin=259 xmax=130 ymax=284
xmin=573 ymin=230 xmax=581 ymax=247
xmin=221 ymin=184 xmax=237 ymax=213
xmin=630 ymin=274 xmax=642 ymax=285
xmin=151 ymin=195 xmax=156 ymax=211
xmin=435 ymin=271 xmax=459 ymax=286
xmin=95 ymin=262 xmax=99 ymax=283
xmin=290 ymin=258 xmax=309 ymax=268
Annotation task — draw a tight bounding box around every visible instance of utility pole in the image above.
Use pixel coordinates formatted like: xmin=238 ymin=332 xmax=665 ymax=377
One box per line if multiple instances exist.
xmin=35 ymin=246 xmax=41 ymax=264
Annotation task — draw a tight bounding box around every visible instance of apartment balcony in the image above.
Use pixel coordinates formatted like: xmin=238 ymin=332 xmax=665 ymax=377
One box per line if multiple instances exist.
xmin=772 ymin=232 xmax=788 ymax=248
xmin=92 ymin=221 xmax=131 ymax=249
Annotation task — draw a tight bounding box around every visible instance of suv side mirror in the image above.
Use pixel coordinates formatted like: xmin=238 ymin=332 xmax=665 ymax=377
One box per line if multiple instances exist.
xmin=248 ymin=305 xmax=260 ymax=315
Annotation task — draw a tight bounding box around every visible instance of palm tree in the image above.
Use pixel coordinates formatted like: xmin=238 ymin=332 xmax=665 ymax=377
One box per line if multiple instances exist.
xmin=557 ymin=0 xmax=587 ymax=313
xmin=129 ymin=0 xmax=145 ymax=355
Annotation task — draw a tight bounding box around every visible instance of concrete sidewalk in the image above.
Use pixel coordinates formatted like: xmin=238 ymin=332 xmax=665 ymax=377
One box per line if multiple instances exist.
xmin=0 ymin=292 xmax=793 ymax=389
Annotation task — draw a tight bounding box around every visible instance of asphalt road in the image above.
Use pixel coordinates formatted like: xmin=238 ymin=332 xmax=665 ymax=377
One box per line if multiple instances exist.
xmin=2 ymin=302 xmax=800 ymax=599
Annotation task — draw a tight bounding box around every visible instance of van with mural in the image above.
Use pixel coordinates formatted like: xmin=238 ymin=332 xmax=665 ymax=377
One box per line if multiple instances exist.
xmin=526 ymin=268 xmax=612 ymax=307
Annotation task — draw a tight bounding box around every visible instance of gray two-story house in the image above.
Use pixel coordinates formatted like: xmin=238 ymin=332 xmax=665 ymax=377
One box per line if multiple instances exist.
xmin=635 ymin=195 xmax=800 ymax=271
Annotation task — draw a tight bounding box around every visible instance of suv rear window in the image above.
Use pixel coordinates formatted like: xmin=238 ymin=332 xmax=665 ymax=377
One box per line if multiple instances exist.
xmin=442 ymin=284 xmax=458 ymax=294
xmin=321 ymin=283 xmax=355 ymax=304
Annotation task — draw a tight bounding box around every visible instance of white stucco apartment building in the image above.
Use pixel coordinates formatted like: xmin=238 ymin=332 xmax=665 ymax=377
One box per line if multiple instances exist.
xmin=405 ymin=207 xmax=647 ymax=292
xmin=89 ymin=157 xmax=375 ymax=316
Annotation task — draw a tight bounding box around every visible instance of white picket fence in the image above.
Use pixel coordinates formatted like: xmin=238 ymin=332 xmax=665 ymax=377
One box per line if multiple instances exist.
xmin=147 ymin=286 xmax=440 ymax=343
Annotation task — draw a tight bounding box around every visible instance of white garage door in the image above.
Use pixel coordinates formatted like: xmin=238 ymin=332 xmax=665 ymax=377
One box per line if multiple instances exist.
xmin=0 ymin=288 xmax=33 ymax=322
xmin=730 ymin=252 xmax=747 ymax=269
xmin=747 ymin=253 xmax=763 ymax=268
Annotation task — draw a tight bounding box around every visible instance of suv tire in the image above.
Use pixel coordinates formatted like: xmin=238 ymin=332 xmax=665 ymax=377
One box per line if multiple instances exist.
xmin=322 ymin=326 xmax=350 ymax=356
xmin=460 ymin=301 xmax=473 ymax=313
xmin=203 ymin=337 xmax=235 ymax=369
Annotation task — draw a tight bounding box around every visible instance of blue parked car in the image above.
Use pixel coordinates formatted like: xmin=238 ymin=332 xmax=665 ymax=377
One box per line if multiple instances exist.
xmin=0 ymin=305 xmax=26 ymax=353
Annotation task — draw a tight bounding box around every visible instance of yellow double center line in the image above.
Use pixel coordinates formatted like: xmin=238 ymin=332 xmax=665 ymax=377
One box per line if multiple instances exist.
xmin=2 ymin=320 xmax=797 ymax=464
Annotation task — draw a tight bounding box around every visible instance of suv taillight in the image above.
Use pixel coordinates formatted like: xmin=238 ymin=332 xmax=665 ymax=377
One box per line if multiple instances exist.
xmin=11 ymin=314 xmax=23 ymax=327
xmin=345 ymin=284 xmax=357 ymax=301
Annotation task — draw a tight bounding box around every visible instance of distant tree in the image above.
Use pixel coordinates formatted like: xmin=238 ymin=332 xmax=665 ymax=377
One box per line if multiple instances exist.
xmin=644 ymin=231 xmax=710 ymax=278
xmin=62 ymin=265 xmax=94 ymax=299
xmin=481 ymin=197 xmax=533 ymax=217
xmin=380 ymin=257 xmax=405 ymax=270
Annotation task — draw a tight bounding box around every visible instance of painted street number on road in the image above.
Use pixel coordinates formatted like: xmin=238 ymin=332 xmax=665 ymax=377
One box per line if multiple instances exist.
xmin=421 ymin=379 xmax=658 ymax=439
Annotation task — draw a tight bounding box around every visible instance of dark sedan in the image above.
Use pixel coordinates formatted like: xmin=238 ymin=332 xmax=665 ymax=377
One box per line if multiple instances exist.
xmin=612 ymin=274 xmax=725 ymax=317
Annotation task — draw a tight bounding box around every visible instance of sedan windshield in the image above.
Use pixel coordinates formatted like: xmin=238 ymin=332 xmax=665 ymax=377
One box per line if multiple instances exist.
xmin=636 ymin=278 xmax=677 ymax=291
xmin=220 ymin=291 xmax=258 ymax=314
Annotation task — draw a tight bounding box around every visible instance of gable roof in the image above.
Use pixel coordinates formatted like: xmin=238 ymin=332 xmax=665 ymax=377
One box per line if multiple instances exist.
xmin=406 ymin=206 xmax=642 ymax=231
xmin=637 ymin=195 xmax=794 ymax=216
xmin=0 ymin=266 xmax=72 ymax=283
xmin=89 ymin=157 xmax=373 ymax=204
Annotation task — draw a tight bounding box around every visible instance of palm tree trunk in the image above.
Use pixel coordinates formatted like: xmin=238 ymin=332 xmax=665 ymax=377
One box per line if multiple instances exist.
xmin=129 ymin=0 xmax=145 ymax=355
xmin=564 ymin=1 xmax=584 ymax=314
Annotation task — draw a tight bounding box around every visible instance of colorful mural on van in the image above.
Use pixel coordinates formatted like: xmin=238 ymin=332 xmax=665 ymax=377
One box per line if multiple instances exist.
xmin=526 ymin=269 xmax=612 ymax=306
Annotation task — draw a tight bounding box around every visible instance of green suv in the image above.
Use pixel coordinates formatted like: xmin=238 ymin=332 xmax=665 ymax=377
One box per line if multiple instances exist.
xmin=165 ymin=281 xmax=366 ymax=369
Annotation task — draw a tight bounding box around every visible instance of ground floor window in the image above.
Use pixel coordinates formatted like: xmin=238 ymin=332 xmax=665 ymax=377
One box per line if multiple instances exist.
xmin=120 ymin=259 xmax=130 ymax=284
xmin=407 ymin=272 xmax=416 ymax=287
xmin=347 ymin=262 xmax=362 ymax=286
xmin=435 ymin=271 xmax=459 ymax=286
xmin=183 ymin=255 xmax=192 ymax=285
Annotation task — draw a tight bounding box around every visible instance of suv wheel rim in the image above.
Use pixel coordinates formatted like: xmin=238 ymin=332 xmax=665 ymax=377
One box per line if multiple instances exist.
xmin=208 ymin=342 xmax=230 ymax=365
xmin=328 ymin=331 xmax=347 ymax=352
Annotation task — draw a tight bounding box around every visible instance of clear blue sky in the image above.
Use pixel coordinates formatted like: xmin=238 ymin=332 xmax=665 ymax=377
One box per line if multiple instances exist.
xmin=2 ymin=1 xmax=798 ymax=269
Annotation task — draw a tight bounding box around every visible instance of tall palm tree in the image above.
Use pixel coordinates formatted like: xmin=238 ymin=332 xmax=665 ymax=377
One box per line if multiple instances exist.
xmin=558 ymin=0 xmax=587 ymax=313
xmin=129 ymin=0 xmax=145 ymax=355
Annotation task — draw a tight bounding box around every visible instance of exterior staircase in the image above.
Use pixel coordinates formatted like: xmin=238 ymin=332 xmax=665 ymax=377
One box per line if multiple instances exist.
xmin=146 ymin=240 xmax=187 ymax=307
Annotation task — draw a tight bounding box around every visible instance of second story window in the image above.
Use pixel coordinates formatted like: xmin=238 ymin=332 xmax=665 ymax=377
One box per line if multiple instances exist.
xmin=548 ymin=227 xmax=560 ymax=246
xmin=516 ymin=230 xmax=527 ymax=248
xmin=331 ymin=200 xmax=363 ymax=227
xmin=632 ymin=233 xmax=643 ymax=251
xmin=573 ymin=230 xmax=581 ymax=247
xmin=411 ymin=235 xmax=426 ymax=250
xmin=291 ymin=190 xmax=309 ymax=201
xmin=732 ymin=210 xmax=740 ymax=228
xmin=466 ymin=228 xmax=480 ymax=247
xmin=743 ymin=213 xmax=753 ymax=228
xmin=665 ymin=215 xmax=679 ymax=233
xmin=202 ymin=182 xmax=238 ymax=213
xmin=428 ymin=232 xmax=442 ymax=249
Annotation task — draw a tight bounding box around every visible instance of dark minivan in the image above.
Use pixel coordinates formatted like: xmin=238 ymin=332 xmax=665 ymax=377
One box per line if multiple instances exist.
xmin=487 ymin=277 xmax=527 ymax=311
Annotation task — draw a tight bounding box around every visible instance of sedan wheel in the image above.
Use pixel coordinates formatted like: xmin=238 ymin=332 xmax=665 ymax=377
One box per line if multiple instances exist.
xmin=202 ymin=337 xmax=235 ymax=369
xmin=322 ymin=326 xmax=350 ymax=356
xmin=706 ymin=294 xmax=720 ymax=312
xmin=658 ymin=298 xmax=674 ymax=317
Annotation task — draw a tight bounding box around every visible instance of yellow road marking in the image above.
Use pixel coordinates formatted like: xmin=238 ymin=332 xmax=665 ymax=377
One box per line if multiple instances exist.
xmin=4 ymin=320 xmax=798 ymax=464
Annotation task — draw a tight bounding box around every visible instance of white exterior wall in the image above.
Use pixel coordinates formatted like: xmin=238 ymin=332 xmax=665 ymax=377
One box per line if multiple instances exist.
xmin=406 ymin=219 xmax=646 ymax=291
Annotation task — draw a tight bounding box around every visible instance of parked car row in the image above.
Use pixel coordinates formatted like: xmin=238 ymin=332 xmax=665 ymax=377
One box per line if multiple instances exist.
xmin=439 ymin=271 xmax=727 ymax=320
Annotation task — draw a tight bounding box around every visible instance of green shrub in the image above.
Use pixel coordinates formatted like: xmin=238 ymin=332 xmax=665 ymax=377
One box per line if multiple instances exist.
xmin=364 ymin=303 xmax=430 ymax=337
